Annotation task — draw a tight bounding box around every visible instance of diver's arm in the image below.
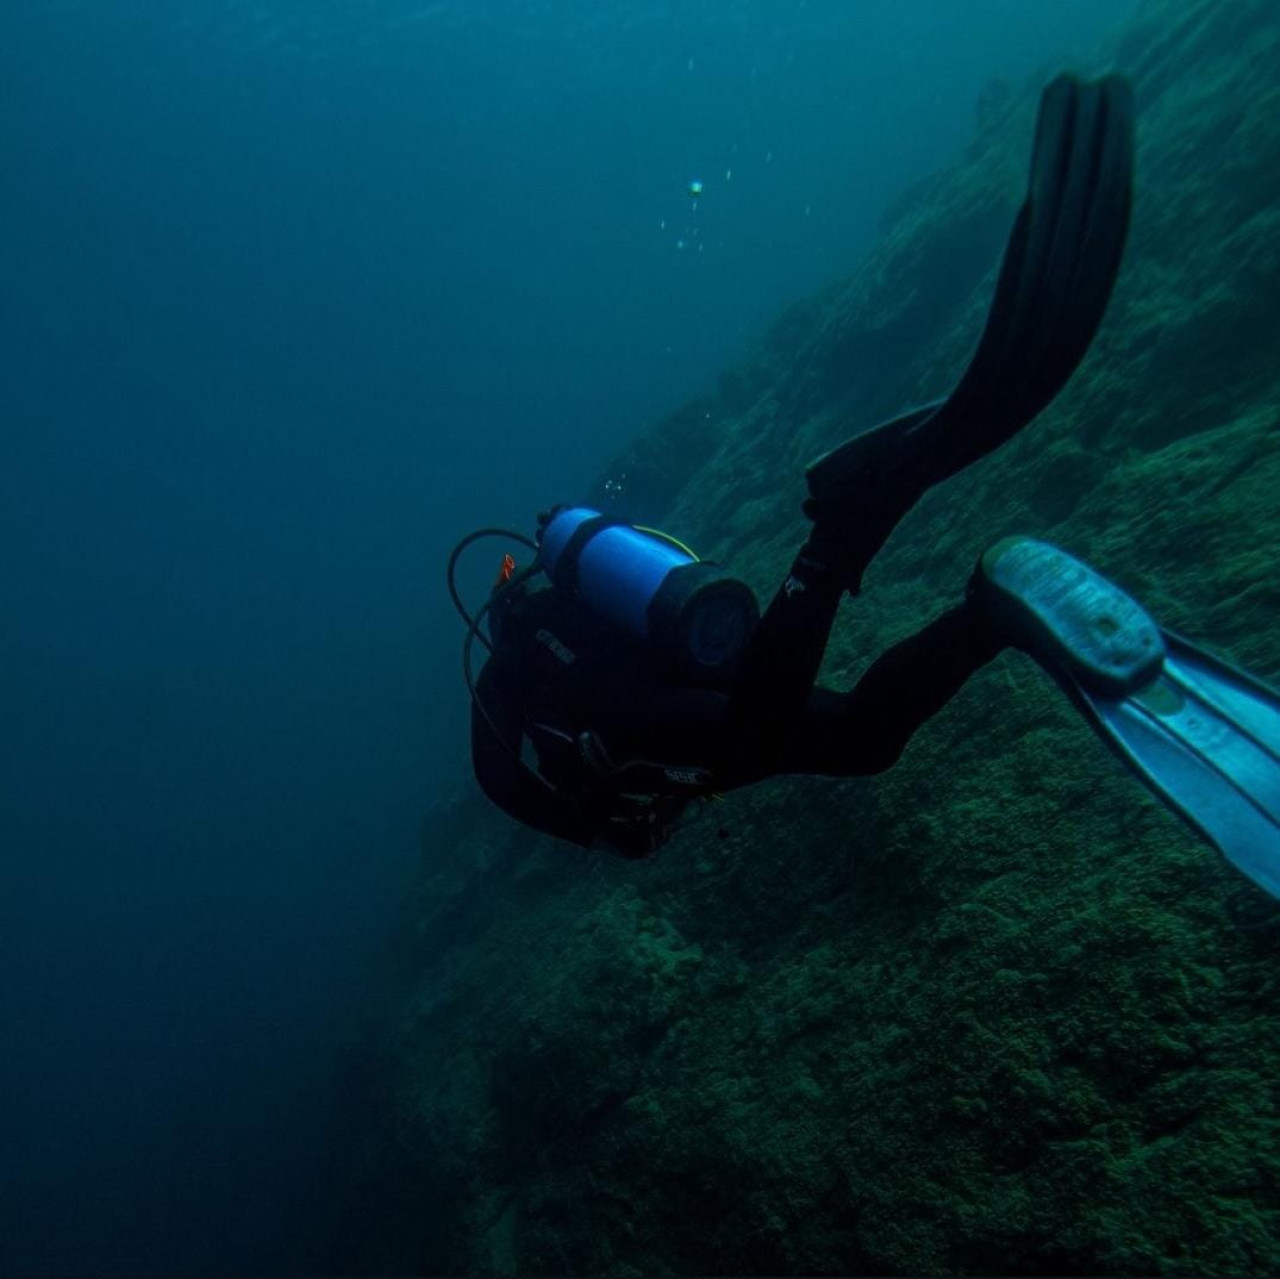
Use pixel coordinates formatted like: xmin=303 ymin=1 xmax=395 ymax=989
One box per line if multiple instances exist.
xmin=469 ymin=663 xmax=597 ymax=850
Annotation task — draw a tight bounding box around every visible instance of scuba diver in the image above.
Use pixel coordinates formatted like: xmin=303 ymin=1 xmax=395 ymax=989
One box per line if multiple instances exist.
xmin=451 ymin=74 xmax=1280 ymax=902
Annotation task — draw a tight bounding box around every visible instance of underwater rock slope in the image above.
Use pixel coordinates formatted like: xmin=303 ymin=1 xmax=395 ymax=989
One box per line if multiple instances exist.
xmin=333 ymin=0 xmax=1280 ymax=1272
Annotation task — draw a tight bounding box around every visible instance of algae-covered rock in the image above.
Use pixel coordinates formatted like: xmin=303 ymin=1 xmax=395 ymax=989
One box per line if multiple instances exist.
xmin=333 ymin=1 xmax=1280 ymax=1272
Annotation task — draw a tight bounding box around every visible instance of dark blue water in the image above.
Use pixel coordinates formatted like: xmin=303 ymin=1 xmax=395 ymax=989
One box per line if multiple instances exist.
xmin=1 ymin=2 xmax=1133 ymax=1273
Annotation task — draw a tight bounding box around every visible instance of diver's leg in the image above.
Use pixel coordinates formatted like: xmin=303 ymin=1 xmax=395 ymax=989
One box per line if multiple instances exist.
xmin=579 ymin=549 xmax=846 ymax=784
xmin=721 ymin=548 xmax=848 ymax=774
xmin=773 ymin=594 xmax=1005 ymax=777
xmin=599 ymin=581 xmax=997 ymax=786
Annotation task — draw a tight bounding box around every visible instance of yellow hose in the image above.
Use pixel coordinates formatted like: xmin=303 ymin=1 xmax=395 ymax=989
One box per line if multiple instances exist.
xmin=634 ymin=525 xmax=700 ymax=561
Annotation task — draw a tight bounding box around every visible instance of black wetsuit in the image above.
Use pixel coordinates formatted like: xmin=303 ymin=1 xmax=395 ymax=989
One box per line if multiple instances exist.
xmin=470 ymin=72 xmax=1135 ymax=856
xmin=471 ymin=549 xmax=1004 ymax=857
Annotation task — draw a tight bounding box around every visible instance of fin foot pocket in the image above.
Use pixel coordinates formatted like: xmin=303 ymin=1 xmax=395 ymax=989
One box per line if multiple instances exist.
xmin=976 ymin=536 xmax=1164 ymax=698
xmin=979 ymin=539 xmax=1280 ymax=904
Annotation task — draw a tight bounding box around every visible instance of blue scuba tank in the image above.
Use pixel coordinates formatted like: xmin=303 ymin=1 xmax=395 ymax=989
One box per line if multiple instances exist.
xmin=538 ymin=507 xmax=759 ymax=681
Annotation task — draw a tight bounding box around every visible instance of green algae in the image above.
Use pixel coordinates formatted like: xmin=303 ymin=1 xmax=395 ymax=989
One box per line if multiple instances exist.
xmin=332 ymin=1 xmax=1280 ymax=1273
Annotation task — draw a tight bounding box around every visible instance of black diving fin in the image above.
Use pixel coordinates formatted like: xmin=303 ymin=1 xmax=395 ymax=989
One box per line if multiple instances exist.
xmin=808 ymin=71 xmax=1135 ymax=504
xmin=978 ymin=537 xmax=1280 ymax=903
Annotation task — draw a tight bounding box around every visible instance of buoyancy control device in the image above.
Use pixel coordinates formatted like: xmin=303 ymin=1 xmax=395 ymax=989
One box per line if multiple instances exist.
xmin=448 ymin=510 xmax=758 ymax=800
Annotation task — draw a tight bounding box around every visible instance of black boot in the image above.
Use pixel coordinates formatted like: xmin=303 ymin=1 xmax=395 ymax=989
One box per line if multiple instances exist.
xmin=800 ymin=401 xmax=945 ymax=593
